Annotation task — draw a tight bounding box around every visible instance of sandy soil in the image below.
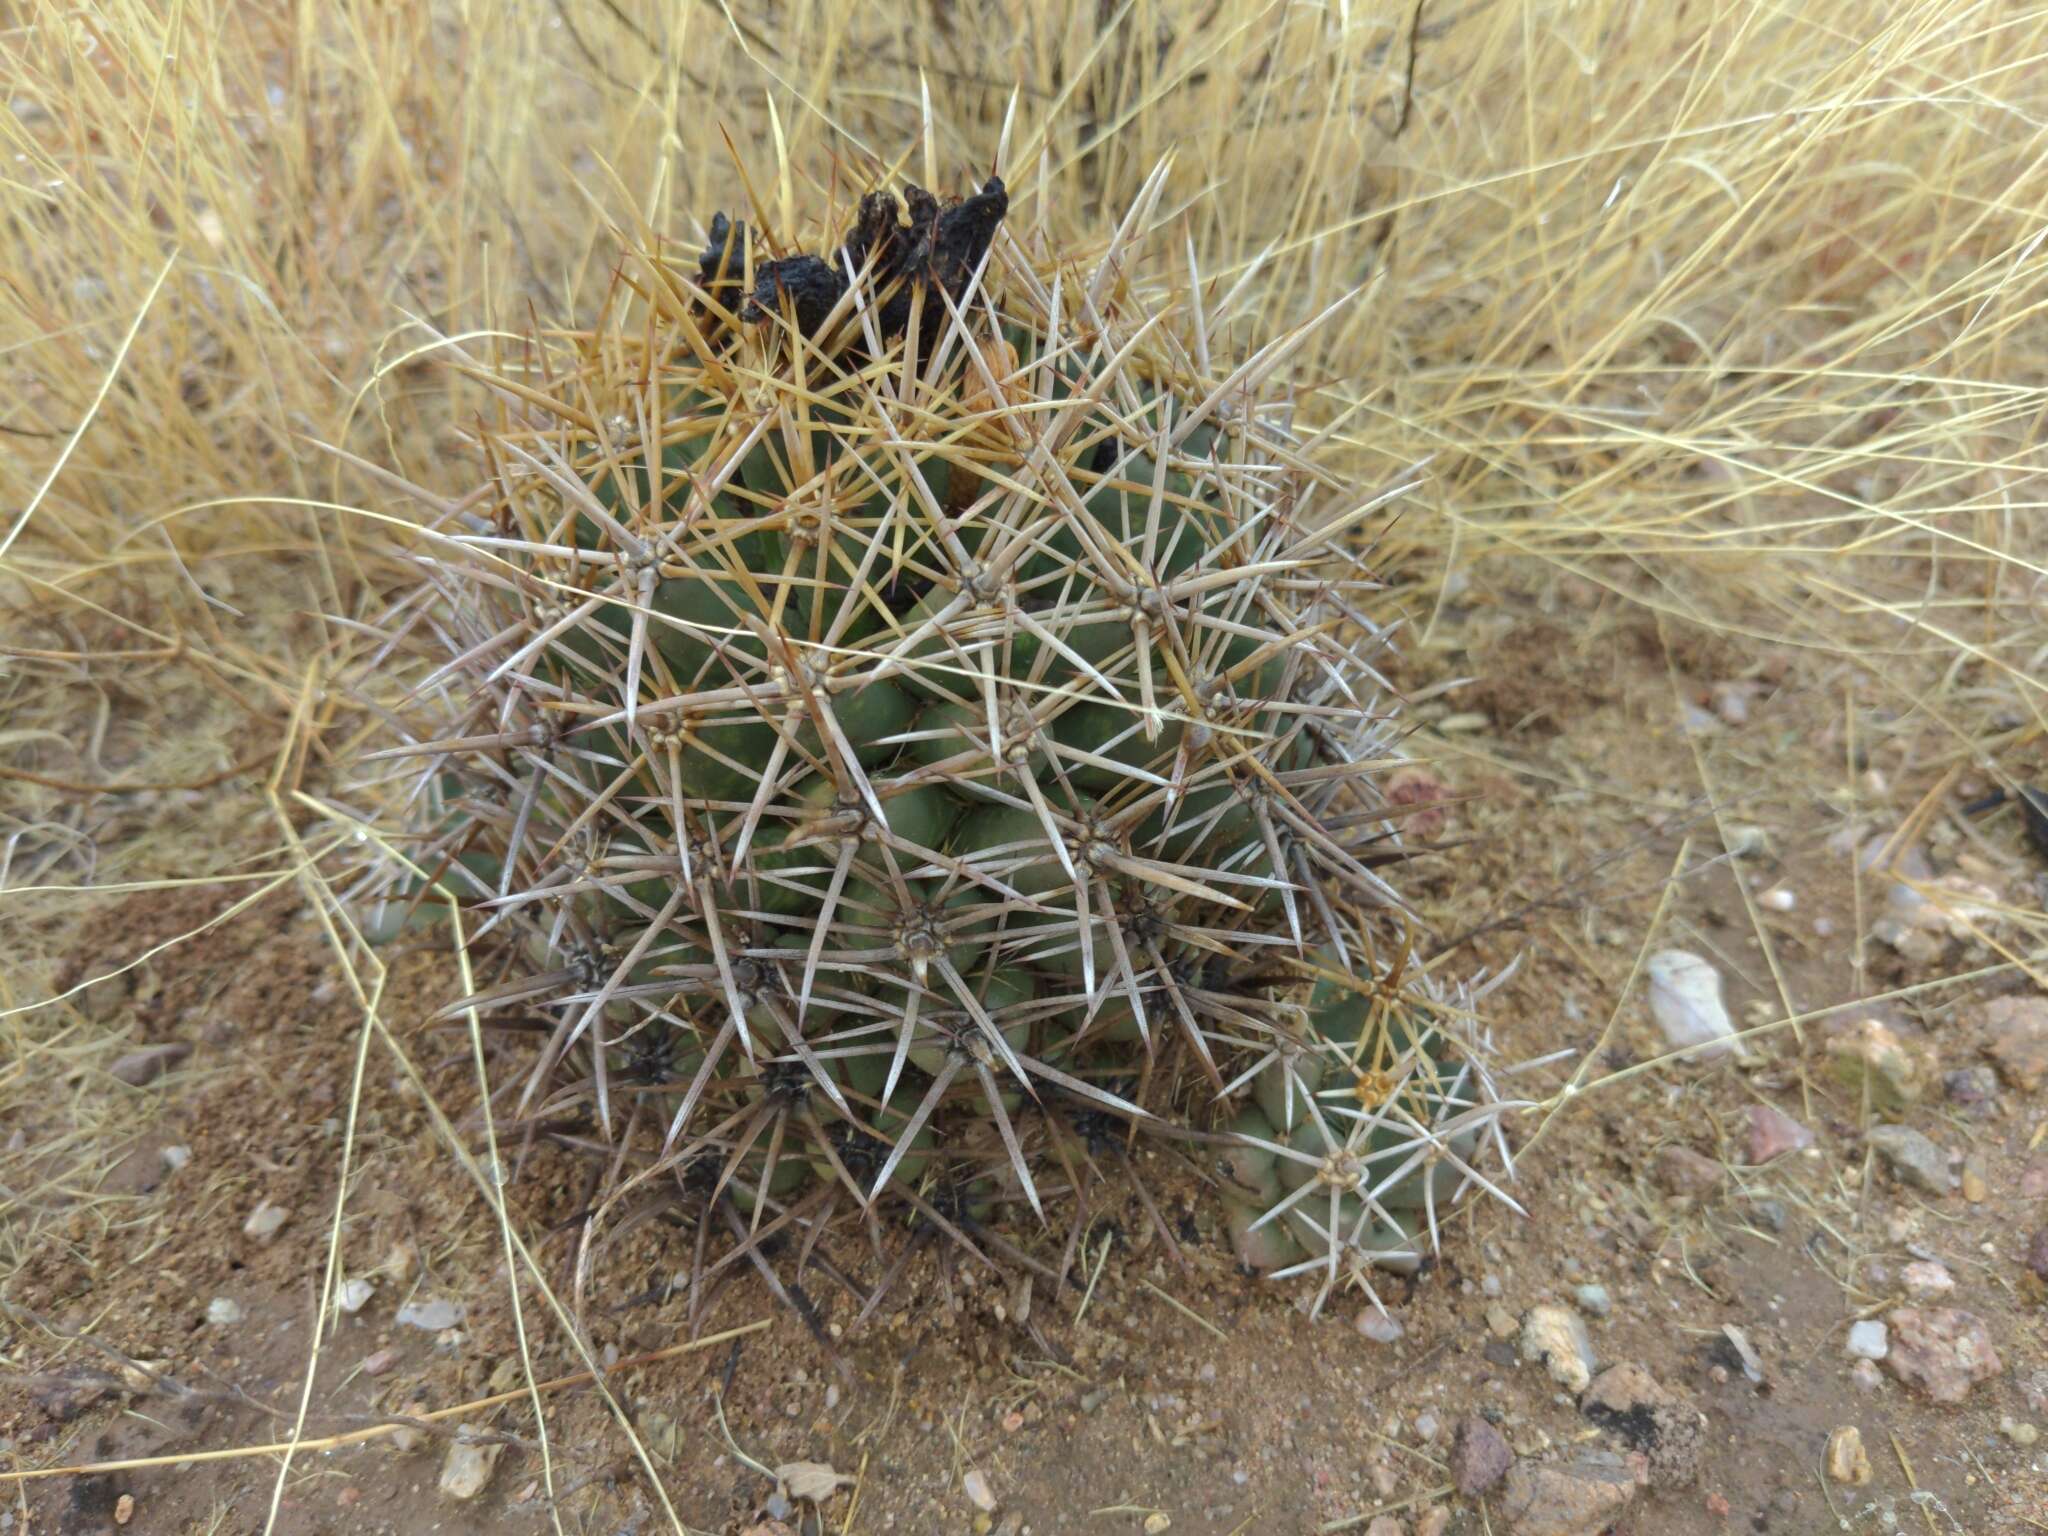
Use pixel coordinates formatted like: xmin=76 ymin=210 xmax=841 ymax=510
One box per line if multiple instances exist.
xmin=4 ymin=568 xmax=2045 ymax=1536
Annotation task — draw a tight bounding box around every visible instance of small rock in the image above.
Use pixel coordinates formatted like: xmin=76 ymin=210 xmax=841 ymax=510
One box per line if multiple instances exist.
xmin=1744 ymin=1104 xmax=1813 ymax=1164
xmin=1581 ymin=1362 xmax=1706 ymax=1488
xmin=1414 ymin=1509 xmax=1450 ymax=1536
xmin=1363 ymin=1518 xmax=1403 ymax=1536
xmin=1413 ymin=1410 xmax=1441 ymax=1443
xmin=777 ymin=1461 xmax=851 ymax=1504
xmin=1961 ymin=1155 xmax=1989 ymax=1204
xmin=1866 ymin=1125 xmax=1950 ymax=1194
xmin=1485 ymin=1303 xmax=1519 ymax=1340
xmin=2001 ymin=1417 xmax=2040 ymax=1448
xmin=1943 ymin=1065 xmax=2001 ymax=1116
xmin=1521 ymin=1306 xmax=1595 ymax=1392
xmin=438 ymin=1439 xmax=502 ymax=1500
xmin=1849 ymin=1360 xmax=1883 ymax=1392
xmin=242 ymin=1201 xmax=289 ymax=1242
xmin=337 ymin=1278 xmax=374 ymax=1315
xmin=1883 ymin=1307 xmax=2003 ymax=1402
xmin=1644 ymin=951 xmax=1737 ymax=1062
xmin=1901 ymin=1261 xmax=1953 ymax=1301
xmin=1573 ymin=1284 xmax=1611 ymax=1318
xmin=1825 ymin=1426 xmax=1871 ymax=1485
xmin=1356 ymin=1310 xmax=1404 ymax=1344
xmin=1846 ymin=1321 xmax=1889 ymax=1360
xmin=205 ymin=1297 xmax=243 ymax=1326
xmin=1982 ymin=995 xmax=2048 ymax=1089
xmin=159 ymin=1145 xmax=191 ymax=1171
xmin=2027 ymin=1229 xmax=2048 ymax=1283
xmin=1653 ymin=1145 xmax=1726 ymax=1199
xmin=963 ymin=1469 xmax=997 ymax=1513
xmin=1710 ymin=681 xmax=1757 ymax=725
xmin=361 ymin=1347 xmax=399 ymax=1376
xmin=1143 ymin=1515 xmax=1172 ymax=1536
xmin=114 ymin=1493 xmax=134 ymax=1526
xmin=1494 ymin=1452 xmax=1643 ymax=1536
xmin=110 ymin=1043 xmax=191 ymax=1087
xmin=390 ymin=1401 xmax=428 ymax=1453
xmin=1826 ymin=1019 xmax=1924 ymax=1111
xmin=29 ymin=1372 xmax=110 ymax=1423
xmin=1449 ymin=1414 xmax=1514 ymax=1496
xmin=1746 ymin=1197 xmax=1787 ymax=1232
xmin=397 ymin=1299 xmax=465 ymax=1331
xmin=2025 ymin=1369 xmax=2048 ymax=1416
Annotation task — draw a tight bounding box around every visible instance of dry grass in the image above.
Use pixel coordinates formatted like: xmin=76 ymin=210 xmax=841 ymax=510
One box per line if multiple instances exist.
xmin=5 ymin=0 xmax=2048 ymax=1526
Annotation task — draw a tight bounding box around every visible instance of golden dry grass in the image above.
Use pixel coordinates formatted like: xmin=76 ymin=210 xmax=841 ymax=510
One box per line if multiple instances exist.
xmin=5 ymin=0 xmax=2048 ymax=1526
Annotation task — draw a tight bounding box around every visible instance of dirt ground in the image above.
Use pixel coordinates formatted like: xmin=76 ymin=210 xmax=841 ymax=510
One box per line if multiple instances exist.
xmin=5 ymin=566 xmax=2046 ymax=1536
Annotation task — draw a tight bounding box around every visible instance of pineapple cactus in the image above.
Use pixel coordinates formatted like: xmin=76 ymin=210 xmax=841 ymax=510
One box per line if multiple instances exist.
xmin=358 ymin=162 xmax=1527 ymax=1320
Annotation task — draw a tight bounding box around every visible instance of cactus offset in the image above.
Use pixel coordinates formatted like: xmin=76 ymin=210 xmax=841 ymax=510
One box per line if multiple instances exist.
xmin=356 ymin=165 xmax=1526 ymax=1321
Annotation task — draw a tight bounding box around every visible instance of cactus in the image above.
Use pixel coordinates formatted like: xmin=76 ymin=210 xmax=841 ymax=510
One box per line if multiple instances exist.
xmin=356 ymin=165 xmax=1526 ymax=1320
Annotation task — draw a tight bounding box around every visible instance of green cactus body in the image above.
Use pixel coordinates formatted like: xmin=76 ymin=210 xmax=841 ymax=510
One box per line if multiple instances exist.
xmin=375 ymin=176 xmax=1511 ymax=1320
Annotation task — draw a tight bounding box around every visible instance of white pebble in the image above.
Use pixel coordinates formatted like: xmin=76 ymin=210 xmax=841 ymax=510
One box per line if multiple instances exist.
xmin=1644 ymin=950 xmax=1737 ymax=1062
xmin=963 ymin=1468 xmax=997 ymax=1513
xmin=160 ymin=1145 xmax=191 ymax=1171
xmin=337 ymin=1278 xmax=375 ymax=1315
xmin=206 ymin=1297 xmax=243 ymax=1326
xmin=397 ymin=1299 xmax=466 ymax=1332
xmin=1846 ymin=1320 xmax=1889 ymax=1361
xmin=242 ymin=1201 xmax=289 ymax=1242
xmin=438 ymin=1439 xmax=503 ymax=1499
xmin=1759 ymin=887 xmax=1796 ymax=912
xmin=1521 ymin=1305 xmax=1596 ymax=1393
xmin=1900 ymin=1261 xmax=1953 ymax=1301
xmin=1356 ymin=1310 xmax=1404 ymax=1344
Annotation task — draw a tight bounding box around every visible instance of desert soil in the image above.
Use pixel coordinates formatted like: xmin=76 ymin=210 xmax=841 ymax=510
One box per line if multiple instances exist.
xmin=4 ymin=566 xmax=2045 ymax=1536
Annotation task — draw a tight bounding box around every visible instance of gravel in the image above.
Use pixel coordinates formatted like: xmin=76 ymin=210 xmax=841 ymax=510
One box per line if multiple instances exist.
xmin=1845 ymin=1320 xmax=1889 ymax=1360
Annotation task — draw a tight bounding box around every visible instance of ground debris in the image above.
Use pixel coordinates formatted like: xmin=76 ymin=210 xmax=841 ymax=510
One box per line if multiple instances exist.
xmin=1449 ymin=1414 xmax=1513 ymax=1495
xmin=1520 ymin=1304 xmax=1595 ymax=1392
xmin=1883 ymin=1307 xmax=2002 ymax=1403
xmin=1826 ymin=1426 xmax=1871 ymax=1485
xmin=1580 ymin=1362 xmax=1705 ymax=1488
xmin=1495 ymin=1451 xmax=1644 ymax=1536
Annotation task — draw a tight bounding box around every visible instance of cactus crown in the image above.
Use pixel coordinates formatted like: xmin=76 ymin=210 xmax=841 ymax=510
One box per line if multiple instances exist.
xmin=359 ymin=164 xmax=1524 ymax=1320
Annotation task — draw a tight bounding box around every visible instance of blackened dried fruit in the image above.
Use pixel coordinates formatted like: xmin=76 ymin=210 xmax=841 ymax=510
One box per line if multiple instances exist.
xmin=696 ymin=212 xmax=751 ymax=308
xmin=715 ymin=174 xmax=1010 ymax=347
xmin=745 ymin=254 xmax=848 ymax=335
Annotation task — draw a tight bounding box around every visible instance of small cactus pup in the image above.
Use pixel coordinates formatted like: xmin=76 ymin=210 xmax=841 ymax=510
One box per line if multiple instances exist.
xmin=357 ymin=160 xmax=1527 ymax=1322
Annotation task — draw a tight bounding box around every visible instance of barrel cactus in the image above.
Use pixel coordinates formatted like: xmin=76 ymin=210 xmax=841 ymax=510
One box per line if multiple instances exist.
xmin=360 ymin=166 xmax=1525 ymax=1319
